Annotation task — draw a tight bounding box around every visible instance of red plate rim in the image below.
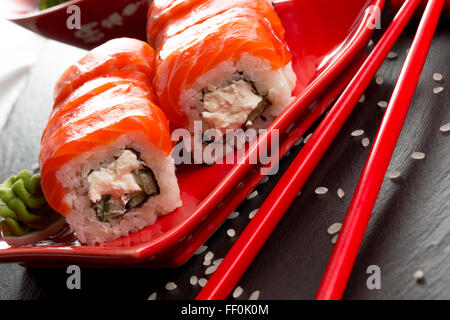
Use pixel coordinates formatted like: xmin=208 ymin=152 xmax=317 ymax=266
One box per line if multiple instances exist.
xmin=0 ymin=0 xmax=385 ymax=264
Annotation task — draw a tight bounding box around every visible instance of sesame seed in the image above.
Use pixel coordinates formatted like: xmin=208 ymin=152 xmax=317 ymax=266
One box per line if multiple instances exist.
xmin=205 ymin=265 xmax=218 ymax=275
xmin=331 ymin=234 xmax=339 ymax=244
xmin=203 ymin=259 xmax=211 ymax=266
xmin=411 ymin=152 xmax=426 ymax=160
xmin=388 ymin=170 xmax=401 ymax=180
xmin=327 ymin=223 xmax=342 ymax=235
xmin=387 ymin=51 xmax=398 ymax=60
xmin=294 ymin=137 xmax=304 ymax=146
xmin=297 ymin=190 xmax=302 ymax=197
xmin=359 ymin=94 xmax=366 ymax=103
xmin=148 ymin=292 xmax=157 ymax=300
xmin=213 ymin=258 xmax=223 ymax=266
xmin=198 ymin=278 xmax=208 ymax=287
xmin=351 ymin=129 xmax=364 ymax=137
xmin=433 ymin=73 xmax=443 ymax=82
xmin=165 ymin=282 xmax=177 ymax=291
xmin=375 ymin=76 xmax=384 ymax=85
xmin=377 ymin=100 xmax=388 ymax=108
xmin=413 ymin=270 xmax=425 ymax=282
xmin=440 ymin=123 xmax=450 ymax=133
xmin=190 ymin=275 xmax=198 ymax=286
xmin=227 ymin=228 xmax=236 ymax=238
xmin=259 ymin=176 xmax=269 ymax=184
xmin=232 ymin=286 xmax=244 ymax=299
xmin=368 ymin=39 xmax=374 ymax=48
xmin=194 ymin=245 xmax=208 ymax=255
xmin=315 ymin=187 xmax=328 ymax=195
xmin=249 ymin=290 xmax=261 ymax=300
xmin=362 ymin=138 xmax=370 ymax=147
xmin=249 ymin=209 xmax=258 ymax=219
xmin=227 ymin=211 xmax=240 ymax=220
xmin=337 ymin=188 xmax=345 ymax=198
xmin=433 ymin=86 xmax=444 ymax=94
xmin=205 ymin=251 xmax=214 ymax=261
xmin=304 ymin=133 xmax=312 ymax=144
xmin=246 ymin=190 xmax=259 ymax=200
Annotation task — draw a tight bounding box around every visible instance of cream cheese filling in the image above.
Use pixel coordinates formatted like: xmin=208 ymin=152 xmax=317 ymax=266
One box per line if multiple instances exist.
xmin=87 ymin=149 xmax=142 ymax=205
xmin=201 ymin=79 xmax=263 ymax=130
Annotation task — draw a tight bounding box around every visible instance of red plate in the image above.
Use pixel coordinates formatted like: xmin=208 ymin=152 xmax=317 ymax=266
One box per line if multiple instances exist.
xmin=0 ymin=0 xmax=385 ymax=266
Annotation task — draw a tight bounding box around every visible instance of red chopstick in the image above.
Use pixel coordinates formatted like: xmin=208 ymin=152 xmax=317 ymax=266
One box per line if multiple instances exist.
xmin=315 ymin=0 xmax=445 ymax=300
xmin=195 ymin=0 xmax=421 ymax=300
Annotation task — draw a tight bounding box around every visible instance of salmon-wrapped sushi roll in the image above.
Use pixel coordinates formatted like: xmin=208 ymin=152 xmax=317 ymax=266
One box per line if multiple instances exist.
xmin=147 ymin=0 xmax=285 ymax=49
xmin=154 ymin=8 xmax=296 ymax=133
xmin=39 ymin=38 xmax=181 ymax=244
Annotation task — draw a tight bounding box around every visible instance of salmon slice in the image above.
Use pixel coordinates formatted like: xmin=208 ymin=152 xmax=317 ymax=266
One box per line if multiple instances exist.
xmin=42 ymin=70 xmax=157 ymax=143
xmin=53 ymin=38 xmax=156 ymax=107
xmin=40 ymin=39 xmax=172 ymax=216
xmin=154 ymin=7 xmax=292 ymax=130
xmin=147 ymin=0 xmax=285 ymax=49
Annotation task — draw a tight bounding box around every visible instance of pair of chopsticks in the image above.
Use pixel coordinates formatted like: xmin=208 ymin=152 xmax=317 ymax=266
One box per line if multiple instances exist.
xmin=196 ymin=0 xmax=445 ymax=300
xmin=315 ymin=0 xmax=445 ymax=300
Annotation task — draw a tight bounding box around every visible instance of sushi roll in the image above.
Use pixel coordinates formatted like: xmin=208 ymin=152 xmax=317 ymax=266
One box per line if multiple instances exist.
xmin=147 ymin=0 xmax=285 ymax=49
xmin=39 ymin=38 xmax=181 ymax=244
xmin=153 ymin=7 xmax=296 ymax=134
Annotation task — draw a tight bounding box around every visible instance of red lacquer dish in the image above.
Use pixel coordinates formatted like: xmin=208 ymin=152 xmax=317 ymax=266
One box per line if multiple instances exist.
xmin=0 ymin=0 xmax=385 ymax=266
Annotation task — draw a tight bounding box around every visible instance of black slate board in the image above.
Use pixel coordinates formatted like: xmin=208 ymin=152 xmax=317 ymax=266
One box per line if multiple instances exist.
xmin=0 ymin=3 xmax=449 ymax=300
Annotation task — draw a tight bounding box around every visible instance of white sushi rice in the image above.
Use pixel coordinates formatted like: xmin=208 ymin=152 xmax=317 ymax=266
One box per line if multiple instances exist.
xmin=56 ymin=133 xmax=182 ymax=244
xmin=179 ymin=53 xmax=296 ymax=132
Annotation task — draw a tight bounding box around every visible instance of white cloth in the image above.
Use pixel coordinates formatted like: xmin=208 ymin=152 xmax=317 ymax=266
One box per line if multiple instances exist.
xmin=0 ymin=19 xmax=46 ymax=133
